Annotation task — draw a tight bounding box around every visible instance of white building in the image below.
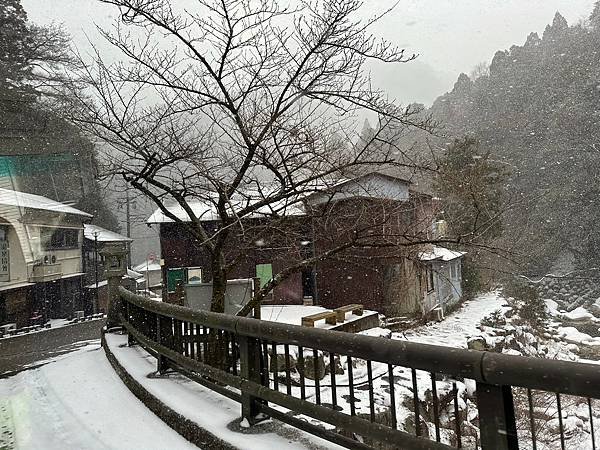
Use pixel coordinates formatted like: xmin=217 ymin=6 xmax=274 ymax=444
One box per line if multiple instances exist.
xmin=420 ymin=246 xmax=466 ymax=316
xmin=0 ymin=188 xmax=92 ymax=327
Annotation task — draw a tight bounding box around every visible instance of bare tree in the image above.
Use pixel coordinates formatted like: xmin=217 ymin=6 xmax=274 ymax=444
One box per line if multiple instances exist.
xmin=69 ymin=0 xmax=438 ymax=313
xmin=469 ymin=61 xmax=490 ymax=81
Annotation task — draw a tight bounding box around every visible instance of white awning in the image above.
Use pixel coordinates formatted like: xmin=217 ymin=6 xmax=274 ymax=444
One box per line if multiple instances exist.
xmin=0 ymin=281 xmax=35 ymax=292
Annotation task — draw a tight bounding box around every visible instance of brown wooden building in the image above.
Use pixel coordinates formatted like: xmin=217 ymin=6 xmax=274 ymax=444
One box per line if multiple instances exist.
xmin=148 ymin=173 xmax=461 ymax=317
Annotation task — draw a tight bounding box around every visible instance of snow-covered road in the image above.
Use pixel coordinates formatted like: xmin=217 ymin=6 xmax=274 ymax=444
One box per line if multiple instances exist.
xmin=0 ymin=341 xmax=198 ymax=450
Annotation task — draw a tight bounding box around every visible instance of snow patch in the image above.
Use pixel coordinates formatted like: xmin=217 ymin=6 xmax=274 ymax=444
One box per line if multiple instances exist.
xmin=563 ymin=307 xmax=594 ymax=322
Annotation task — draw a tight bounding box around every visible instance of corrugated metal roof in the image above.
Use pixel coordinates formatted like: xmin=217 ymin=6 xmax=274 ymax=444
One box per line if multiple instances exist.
xmin=84 ymin=224 xmax=132 ymax=242
xmin=0 ymin=188 xmax=92 ymax=218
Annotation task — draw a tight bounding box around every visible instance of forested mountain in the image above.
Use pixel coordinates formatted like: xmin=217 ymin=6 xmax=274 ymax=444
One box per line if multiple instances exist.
xmin=408 ymin=7 xmax=600 ymax=273
xmin=0 ymin=0 xmax=118 ymax=231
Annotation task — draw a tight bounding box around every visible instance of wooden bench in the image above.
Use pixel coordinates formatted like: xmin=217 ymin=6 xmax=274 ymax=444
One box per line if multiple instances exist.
xmin=301 ymin=311 xmax=337 ymax=327
xmin=334 ymin=304 xmax=364 ymax=322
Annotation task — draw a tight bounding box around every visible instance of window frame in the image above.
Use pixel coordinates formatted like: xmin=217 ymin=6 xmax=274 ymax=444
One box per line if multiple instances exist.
xmin=40 ymin=227 xmax=80 ymax=251
xmin=426 ymin=265 xmax=435 ymax=292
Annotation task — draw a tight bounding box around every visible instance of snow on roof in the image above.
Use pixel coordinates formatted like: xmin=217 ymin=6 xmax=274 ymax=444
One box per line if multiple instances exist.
xmin=84 ymin=224 xmax=132 ymax=242
xmin=127 ymin=268 xmax=144 ymax=279
xmin=133 ymin=260 xmax=162 ymax=272
xmin=0 ymin=188 xmax=92 ymax=218
xmin=86 ymin=270 xmax=144 ymax=289
xmin=419 ymin=246 xmax=466 ymax=262
xmin=146 ymin=172 xmax=415 ymax=224
xmin=147 ymin=198 xmax=305 ymax=224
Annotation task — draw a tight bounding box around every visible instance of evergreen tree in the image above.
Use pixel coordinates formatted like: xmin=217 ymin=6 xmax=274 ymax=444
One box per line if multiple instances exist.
xmin=434 ymin=137 xmax=507 ymax=241
xmin=0 ymin=0 xmax=34 ymax=104
xmin=406 ymin=3 xmax=600 ymax=272
xmin=0 ymin=0 xmax=119 ymax=232
xmin=590 ymin=1 xmax=600 ymax=30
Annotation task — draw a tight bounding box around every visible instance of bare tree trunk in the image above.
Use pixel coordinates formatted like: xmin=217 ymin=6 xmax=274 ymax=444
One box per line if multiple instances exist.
xmin=210 ymin=233 xmax=228 ymax=313
xmin=211 ymin=257 xmax=227 ymax=314
xmin=208 ymin=249 xmax=228 ymax=369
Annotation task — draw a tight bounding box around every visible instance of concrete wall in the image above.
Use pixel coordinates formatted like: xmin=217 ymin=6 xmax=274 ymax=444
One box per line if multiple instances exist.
xmin=184 ymin=279 xmax=253 ymax=315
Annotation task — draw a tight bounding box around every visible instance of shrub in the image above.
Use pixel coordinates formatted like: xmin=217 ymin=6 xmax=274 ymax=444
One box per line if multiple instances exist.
xmin=480 ymin=309 xmax=506 ymax=328
xmin=503 ymin=279 xmax=547 ymax=328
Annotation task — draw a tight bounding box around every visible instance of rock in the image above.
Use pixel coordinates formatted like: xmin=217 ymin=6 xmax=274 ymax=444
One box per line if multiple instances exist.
xmin=269 ymin=353 xmax=297 ymax=373
xmin=563 ymin=307 xmax=594 ymax=322
xmin=590 ymin=303 xmax=600 ymax=318
xmin=467 ymin=336 xmax=488 ymax=351
xmin=567 ymin=343 xmax=580 ymax=353
xmin=298 ymin=353 xmax=326 ymax=380
xmin=403 ymin=415 xmax=430 ymax=439
xmin=544 ymin=299 xmax=559 ymax=316
xmin=324 ymin=355 xmax=345 ymax=375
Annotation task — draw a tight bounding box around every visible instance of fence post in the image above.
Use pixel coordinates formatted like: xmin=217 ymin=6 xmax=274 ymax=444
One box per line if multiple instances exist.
xmin=125 ymin=300 xmax=137 ymax=347
xmin=238 ymin=335 xmax=266 ymax=424
xmin=252 ymin=277 xmax=261 ymax=319
xmin=476 ymin=382 xmax=519 ymax=450
xmin=155 ymin=314 xmax=169 ymax=374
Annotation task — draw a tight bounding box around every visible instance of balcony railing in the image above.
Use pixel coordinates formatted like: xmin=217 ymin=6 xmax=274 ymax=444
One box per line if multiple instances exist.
xmin=30 ymin=263 xmax=62 ymax=282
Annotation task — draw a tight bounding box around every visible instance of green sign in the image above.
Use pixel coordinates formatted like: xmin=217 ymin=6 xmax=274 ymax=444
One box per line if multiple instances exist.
xmin=167 ymin=268 xmax=185 ymax=293
xmin=255 ymin=263 xmax=273 ymax=289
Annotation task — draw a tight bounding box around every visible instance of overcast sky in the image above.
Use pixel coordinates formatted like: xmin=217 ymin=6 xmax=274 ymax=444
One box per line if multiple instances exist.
xmin=22 ymin=0 xmax=596 ymax=106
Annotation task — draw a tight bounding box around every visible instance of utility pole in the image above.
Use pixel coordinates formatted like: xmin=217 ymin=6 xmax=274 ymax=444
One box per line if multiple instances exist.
xmin=93 ymin=231 xmax=99 ymax=314
xmin=125 ymin=187 xmax=132 ymax=268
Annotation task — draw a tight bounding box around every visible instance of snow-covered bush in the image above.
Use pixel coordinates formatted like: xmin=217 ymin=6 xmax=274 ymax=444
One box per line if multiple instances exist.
xmin=480 ymin=309 xmax=506 ymax=328
xmin=503 ymin=281 xmax=547 ymax=328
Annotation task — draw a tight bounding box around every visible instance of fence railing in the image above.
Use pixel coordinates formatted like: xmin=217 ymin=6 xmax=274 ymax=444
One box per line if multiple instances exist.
xmin=118 ymin=287 xmax=600 ymax=450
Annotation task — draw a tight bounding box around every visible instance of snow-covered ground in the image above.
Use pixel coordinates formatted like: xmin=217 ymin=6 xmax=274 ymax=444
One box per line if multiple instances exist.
xmin=261 ymin=304 xmax=377 ymax=329
xmin=0 ymin=341 xmax=198 ymax=450
xmin=397 ymin=290 xmax=509 ymax=347
xmin=266 ymin=290 xmax=600 ymax=449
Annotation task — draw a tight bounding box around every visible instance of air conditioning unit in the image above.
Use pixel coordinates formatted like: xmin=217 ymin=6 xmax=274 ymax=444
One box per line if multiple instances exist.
xmin=43 ymin=254 xmax=58 ymax=265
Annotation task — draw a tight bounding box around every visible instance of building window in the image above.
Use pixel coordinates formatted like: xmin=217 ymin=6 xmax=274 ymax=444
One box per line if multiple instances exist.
xmin=187 ymin=267 xmax=203 ymax=284
xmin=41 ymin=228 xmax=80 ymax=250
xmin=426 ymin=266 xmax=435 ymax=292
xmin=450 ymin=262 xmax=457 ymax=280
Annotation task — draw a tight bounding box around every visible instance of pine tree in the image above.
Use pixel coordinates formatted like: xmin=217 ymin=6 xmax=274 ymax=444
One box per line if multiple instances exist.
xmin=0 ymin=0 xmax=35 ymax=104
xmin=591 ymin=1 xmax=600 ymax=30
xmin=434 ymin=137 xmax=507 ymax=241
